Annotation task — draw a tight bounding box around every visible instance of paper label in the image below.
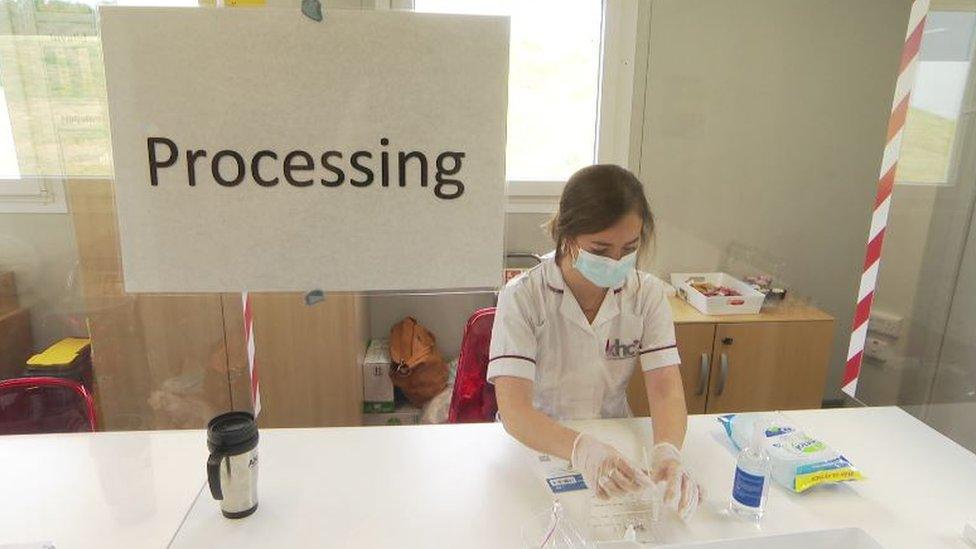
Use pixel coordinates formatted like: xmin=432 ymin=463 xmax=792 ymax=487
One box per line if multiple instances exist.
xmin=536 ymin=454 xmax=587 ymax=494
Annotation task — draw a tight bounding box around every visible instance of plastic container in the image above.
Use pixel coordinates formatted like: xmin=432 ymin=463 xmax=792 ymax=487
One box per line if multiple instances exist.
xmin=670 ymin=273 xmax=765 ymax=315
xmin=23 ymin=338 xmax=93 ymax=387
xmin=729 ymin=420 xmax=771 ymax=520
xmin=521 ymin=500 xmax=589 ymax=549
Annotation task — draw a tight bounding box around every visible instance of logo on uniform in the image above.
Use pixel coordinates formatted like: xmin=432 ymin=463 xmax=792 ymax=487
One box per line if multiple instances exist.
xmin=605 ymin=338 xmax=641 ymax=360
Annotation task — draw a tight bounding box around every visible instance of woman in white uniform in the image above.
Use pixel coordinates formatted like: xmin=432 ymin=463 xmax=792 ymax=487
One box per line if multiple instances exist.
xmin=489 ymin=164 xmax=702 ymax=520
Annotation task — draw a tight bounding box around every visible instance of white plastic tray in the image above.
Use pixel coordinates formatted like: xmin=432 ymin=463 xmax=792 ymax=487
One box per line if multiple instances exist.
xmin=670 ymin=272 xmax=765 ymax=315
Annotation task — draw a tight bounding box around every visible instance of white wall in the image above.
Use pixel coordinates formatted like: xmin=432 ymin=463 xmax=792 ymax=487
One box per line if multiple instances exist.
xmin=634 ymin=0 xmax=912 ymax=400
xmin=370 ymin=0 xmax=920 ymax=402
xmin=366 ymin=214 xmax=557 ymax=359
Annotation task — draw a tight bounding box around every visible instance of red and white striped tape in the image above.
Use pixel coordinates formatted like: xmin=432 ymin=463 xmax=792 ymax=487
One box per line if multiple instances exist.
xmin=843 ymin=0 xmax=929 ymax=398
xmin=242 ymin=291 xmax=262 ymax=415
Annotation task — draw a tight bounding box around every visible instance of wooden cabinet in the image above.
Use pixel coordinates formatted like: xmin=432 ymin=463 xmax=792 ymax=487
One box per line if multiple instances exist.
xmin=705 ymin=321 xmax=833 ymax=413
xmin=0 ymin=271 xmax=32 ymax=380
xmin=628 ymin=297 xmax=833 ymax=416
xmin=67 ymin=180 xmax=370 ymax=431
xmin=674 ymin=324 xmax=716 ymax=414
xmin=0 ymin=307 xmax=32 ymax=381
xmin=629 ymin=324 xmax=715 ymax=416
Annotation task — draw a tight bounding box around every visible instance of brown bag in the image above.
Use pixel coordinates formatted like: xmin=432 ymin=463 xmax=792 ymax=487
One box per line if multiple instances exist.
xmin=389 ymin=316 xmax=449 ymax=407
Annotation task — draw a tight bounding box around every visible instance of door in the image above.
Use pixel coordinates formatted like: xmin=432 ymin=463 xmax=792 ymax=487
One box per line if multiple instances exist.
xmin=628 ymin=323 xmax=716 ymax=416
xmin=705 ymin=321 xmax=833 ymax=413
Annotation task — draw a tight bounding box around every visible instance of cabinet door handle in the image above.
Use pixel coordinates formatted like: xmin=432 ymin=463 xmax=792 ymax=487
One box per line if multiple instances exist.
xmin=697 ymin=353 xmax=709 ymax=396
xmin=716 ymin=353 xmax=729 ymax=396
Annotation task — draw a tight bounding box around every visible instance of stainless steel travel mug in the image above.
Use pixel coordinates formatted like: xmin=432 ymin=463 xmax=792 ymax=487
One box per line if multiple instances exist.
xmin=207 ymin=411 xmax=259 ymax=519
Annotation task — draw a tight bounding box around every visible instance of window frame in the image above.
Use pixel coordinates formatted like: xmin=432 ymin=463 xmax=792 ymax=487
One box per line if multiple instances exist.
xmin=506 ymin=0 xmax=639 ymax=213
xmin=0 ymin=0 xmax=96 ymax=214
xmin=0 ymin=177 xmax=67 ymax=213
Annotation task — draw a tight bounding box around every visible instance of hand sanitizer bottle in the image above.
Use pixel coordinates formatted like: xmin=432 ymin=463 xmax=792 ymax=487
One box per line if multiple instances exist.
xmin=730 ymin=420 xmax=771 ymax=520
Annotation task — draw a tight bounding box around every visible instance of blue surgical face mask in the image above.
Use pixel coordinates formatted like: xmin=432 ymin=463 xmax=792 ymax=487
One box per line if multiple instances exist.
xmin=573 ymin=248 xmax=637 ymax=288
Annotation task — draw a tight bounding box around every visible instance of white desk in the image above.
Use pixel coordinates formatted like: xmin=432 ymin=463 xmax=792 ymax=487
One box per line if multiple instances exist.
xmin=169 ymin=407 xmax=976 ymax=548
xmin=4 ymin=407 xmax=976 ymax=548
xmin=0 ymin=430 xmax=204 ymax=548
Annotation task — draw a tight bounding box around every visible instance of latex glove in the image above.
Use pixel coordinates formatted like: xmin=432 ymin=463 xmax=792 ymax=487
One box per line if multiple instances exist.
xmin=571 ymin=433 xmax=651 ymax=500
xmin=649 ymin=442 xmax=704 ymax=522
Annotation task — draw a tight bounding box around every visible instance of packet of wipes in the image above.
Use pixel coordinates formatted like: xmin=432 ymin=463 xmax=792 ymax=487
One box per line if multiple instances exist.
xmin=718 ymin=412 xmax=864 ymax=493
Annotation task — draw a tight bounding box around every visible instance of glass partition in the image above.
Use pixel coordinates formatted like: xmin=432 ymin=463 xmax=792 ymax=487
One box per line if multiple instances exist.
xmin=4 ymin=3 xmax=976 ymax=548
xmin=0 ymin=0 xmax=971 ymax=455
xmin=853 ymin=6 xmax=976 ymax=452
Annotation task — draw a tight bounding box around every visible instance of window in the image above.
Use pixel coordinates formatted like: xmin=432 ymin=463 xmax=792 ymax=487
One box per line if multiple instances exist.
xmin=0 ymin=0 xmax=102 ymax=212
xmin=416 ymin=0 xmax=602 ymax=184
xmin=0 ymin=0 xmax=107 ymax=177
xmin=898 ymin=11 xmax=976 ymax=185
xmin=0 ymin=85 xmax=20 ymax=179
xmin=413 ymin=0 xmax=636 ymax=210
xmin=0 ymin=0 xmax=634 ymax=212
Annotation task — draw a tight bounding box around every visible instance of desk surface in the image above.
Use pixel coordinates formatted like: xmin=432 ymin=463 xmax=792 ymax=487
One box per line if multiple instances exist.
xmin=3 ymin=407 xmax=975 ymax=548
xmin=668 ymin=295 xmax=834 ymax=324
xmin=170 ymin=407 xmax=976 ymax=548
xmin=0 ymin=429 xmax=204 ymax=549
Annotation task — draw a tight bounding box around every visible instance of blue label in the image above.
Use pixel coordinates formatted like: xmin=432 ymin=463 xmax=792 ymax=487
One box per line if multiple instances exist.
xmin=796 ymin=455 xmax=853 ymax=476
xmin=765 ymin=425 xmax=794 ymax=437
xmin=547 ymin=473 xmax=587 ymax=493
xmin=732 ymin=468 xmax=766 ymax=508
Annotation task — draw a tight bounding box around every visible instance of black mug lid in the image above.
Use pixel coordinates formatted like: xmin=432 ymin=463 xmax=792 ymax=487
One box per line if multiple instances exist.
xmin=207 ymin=411 xmax=258 ymax=453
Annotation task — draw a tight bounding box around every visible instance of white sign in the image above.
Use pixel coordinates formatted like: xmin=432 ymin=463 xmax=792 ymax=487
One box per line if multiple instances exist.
xmin=99 ymin=7 xmax=508 ymax=292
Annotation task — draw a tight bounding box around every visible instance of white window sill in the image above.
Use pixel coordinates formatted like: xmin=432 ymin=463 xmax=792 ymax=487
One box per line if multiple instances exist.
xmin=506 ymin=195 xmax=558 ymax=214
xmin=505 ymin=180 xmax=562 ymax=214
xmin=0 ymin=177 xmax=67 ymax=213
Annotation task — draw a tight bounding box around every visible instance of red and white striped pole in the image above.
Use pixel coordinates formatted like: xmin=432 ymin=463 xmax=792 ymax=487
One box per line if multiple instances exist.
xmin=843 ymin=0 xmax=930 ymax=398
xmin=242 ymin=292 xmax=262 ymax=415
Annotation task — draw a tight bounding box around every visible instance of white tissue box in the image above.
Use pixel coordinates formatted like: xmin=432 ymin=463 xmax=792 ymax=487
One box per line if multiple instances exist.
xmin=363 ymin=338 xmax=394 ymax=413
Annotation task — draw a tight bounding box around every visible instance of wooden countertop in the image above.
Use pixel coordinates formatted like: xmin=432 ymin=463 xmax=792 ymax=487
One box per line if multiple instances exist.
xmin=668 ymin=295 xmax=834 ymax=324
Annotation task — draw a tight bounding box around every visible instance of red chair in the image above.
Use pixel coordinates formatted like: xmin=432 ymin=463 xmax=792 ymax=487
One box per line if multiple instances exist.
xmin=0 ymin=377 xmax=96 ymax=434
xmin=448 ymin=307 xmax=498 ymax=423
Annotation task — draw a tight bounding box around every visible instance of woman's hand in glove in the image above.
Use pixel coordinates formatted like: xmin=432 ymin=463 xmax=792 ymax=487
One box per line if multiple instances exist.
xmin=649 ymin=442 xmax=705 ymax=522
xmin=571 ymin=433 xmax=651 ymax=500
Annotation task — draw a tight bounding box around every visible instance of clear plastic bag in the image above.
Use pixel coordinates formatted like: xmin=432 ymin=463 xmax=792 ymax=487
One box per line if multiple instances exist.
xmin=522 ymin=500 xmax=590 ymax=549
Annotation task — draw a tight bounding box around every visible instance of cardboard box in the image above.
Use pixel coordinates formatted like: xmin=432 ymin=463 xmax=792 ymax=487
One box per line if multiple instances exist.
xmin=362 ymin=405 xmax=421 ymax=426
xmin=0 ymin=307 xmax=33 ymax=379
xmin=363 ymin=338 xmax=394 ymax=413
xmin=0 ymin=271 xmax=18 ymax=316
